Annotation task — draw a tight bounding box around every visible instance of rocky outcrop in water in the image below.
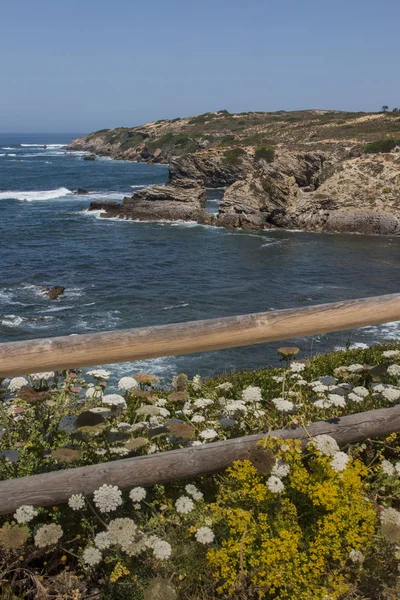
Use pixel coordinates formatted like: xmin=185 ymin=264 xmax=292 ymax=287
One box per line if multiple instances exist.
xmin=88 ymin=178 xmax=214 ymax=223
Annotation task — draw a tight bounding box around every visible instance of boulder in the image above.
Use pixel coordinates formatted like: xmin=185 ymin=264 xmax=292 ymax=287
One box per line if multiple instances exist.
xmin=44 ymin=286 xmax=65 ymax=300
xmin=76 ymin=188 xmax=89 ymax=195
xmin=83 ymin=155 xmax=96 ymax=161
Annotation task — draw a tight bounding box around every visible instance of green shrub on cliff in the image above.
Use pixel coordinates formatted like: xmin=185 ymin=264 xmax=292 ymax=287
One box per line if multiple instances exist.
xmin=254 ymin=145 xmax=275 ymax=163
xmin=222 ymin=147 xmax=246 ymax=165
xmin=364 ymin=139 xmax=398 ymax=154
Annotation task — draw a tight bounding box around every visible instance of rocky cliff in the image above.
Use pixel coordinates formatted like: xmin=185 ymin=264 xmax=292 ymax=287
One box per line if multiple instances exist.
xmin=73 ymin=109 xmax=400 ymax=235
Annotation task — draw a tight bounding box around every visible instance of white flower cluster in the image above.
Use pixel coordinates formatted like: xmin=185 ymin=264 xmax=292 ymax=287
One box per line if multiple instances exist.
xmin=387 ymin=364 xmax=400 ymax=377
xmin=175 ymin=495 xmax=194 ymax=514
xmin=93 ymin=484 xmax=123 ymax=513
xmin=94 ymin=531 xmax=111 ymax=549
xmin=381 ymin=388 xmax=400 ymax=402
xmin=108 ymin=517 xmax=138 ymax=551
xmin=87 ymin=369 xmax=110 ymax=379
xmin=14 ymin=505 xmax=38 ymax=524
xmin=242 ymin=386 xmax=262 ymax=404
xmin=192 ymin=375 xmax=202 ymax=390
xmin=312 ymin=434 xmax=340 ymax=457
xmin=82 ymin=546 xmax=102 ymax=566
xmin=381 ymin=459 xmax=400 ymax=477
xmin=191 ymin=414 xmax=206 ymax=423
xmin=8 ymin=377 xmax=28 ymax=392
xmin=129 ymin=487 xmax=147 ymax=502
xmin=34 ymin=523 xmax=63 ymax=548
xmin=199 ymin=429 xmax=218 ymax=441
xmin=30 ymin=371 xmax=54 ymax=381
xmin=382 ymin=350 xmax=400 ymax=358
xmin=380 ymin=507 xmax=400 ymax=543
xmin=272 ymin=398 xmax=295 ymax=413
xmin=271 ymin=459 xmax=290 ymax=478
xmin=330 ymin=451 xmax=349 ymax=472
xmin=193 ymin=398 xmax=213 ymax=409
xmin=102 ymin=394 xmax=127 ymax=410
xmin=185 ymin=484 xmax=203 ymax=500
xmin=216 ymin=382 xmax=233 ymax=392
xmin=118 ymin=376 xmax=139 ymax=391
xmin=68 ymin=494 xmax=85 ymax=511
xmin=153 ymin=539 xmax=172 ymax=560
xmin=195 ymin=526 xmax=215 ymax=544
xmin=266 ymin=476 xmax=285 ymax=494
xmin=290 ymin=362 xmax=305 ymax=373
xmin=349 ymin=549 xmax=365 ymax=563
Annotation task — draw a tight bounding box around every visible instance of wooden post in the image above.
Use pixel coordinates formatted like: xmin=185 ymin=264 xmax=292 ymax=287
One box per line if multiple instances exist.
xmin=0 ymin=293 xmax=400 ymax=377
xmin=0 ymin=404 xmax=399 ymax=515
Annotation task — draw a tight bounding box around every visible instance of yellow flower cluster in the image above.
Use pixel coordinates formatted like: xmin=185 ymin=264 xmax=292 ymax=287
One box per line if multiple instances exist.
xmin=109 ymin=561 xmax=130 ymax=583
xmin=207 ymin=438 xmax=376 ymax=599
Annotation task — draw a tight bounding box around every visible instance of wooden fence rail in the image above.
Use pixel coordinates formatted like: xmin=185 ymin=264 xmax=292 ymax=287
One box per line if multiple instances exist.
xmin=0 ymin=404 xmax=399 ymax=515
xmin=1 ymin=293 xmax=400 ymax=377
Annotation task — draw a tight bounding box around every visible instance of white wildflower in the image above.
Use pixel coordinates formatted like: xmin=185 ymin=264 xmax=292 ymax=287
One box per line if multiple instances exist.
xmin=349 ymin=549 xmax=365 ymax=563
xmin=14 ymin=505 xmax=37 ymax=524
xmin=242 ymin=386 xmax=262 ymax=404
xmin=347 ymin=364 xmax=364 ymax=373
xmin=192 ymin=375 xmax=202 ymax=390
xmin=387 ymin=364 xmax=400 ymax=377
xmin=175 ymin=496 xmax=194 ymax=514
xmin=352 ymin=386 xmax=369 ymax=398
xmin=191 ymin=414 xmax=206 ymax=423
xmin=155 ymin=398 xmax=167 ymax=406
xmin=129 ymin=487 xmax=146 ymax=502
xmin=153 ymin=540 xmax=172 ymax=560
xmin=159 ymin=408 xmax=170 ymax=418
xmin=30 ymin=372 xmax=54 ymax=381
xmin=314 ymin=398 xmax=332 ymax=409
xmin=85 ymin=387 xmax=102 ymax=399
xmin=93 ymin=484 xmax=122 ymax=513
xmin=272 ymin=398 xmax=294 ymax=413
xmin=82 ymin=546 xmax=102 ymax=566
xmin=94 ymin=531 xmax=111 ymax=549
xmin=118 ymin=376 xmax=139 ymax=391
xmin=395 ymin=462 xmax=400 ymax=476
xmin=185 ymin=484 xmax=203 ymax=500
xmin=108 ymin=518 xmax=137 ymax=550
xmin=312 ymin=384 xmax=329 ymax=394
xmin=199 ymin=429 xmax=218 ymax=441
xmin=193 ymin=398 xmax=213 ymax=409
xmin=68 ymin=494 xmax=85 ymax=511
xmin=313 ymin=434 xmax=340 ymax=457
xmin=327 ymin=394 xmax=346 ymax=408
xmin=148 ymin=444 xmax=158 ymax=454
xmin=87 ymin=369 xmax=110 ymax=379
xmin=330 ymin=451 xmax=349 ymax=472
xmin=272 ymin=375 xmax=284 ymax=383
xmin=383 ymin=350 xmax=400 ymax=358
xmin=347 ymin=392 xmax=364 ymax=404
xmin=195 ymin=526 xmax=215 ymax=544
xmin=271 ymin=459 xmax=290 ymax=478
xmin=34 ymin=523 xmax=63 ymax=548
xmin=102 ymin=394 xmax=127 ymax=409
xmin=216 ymin=382 xmax=233 ymax=391
xmin=224 ymin=400 xmax=247 ymax=417
xmin=382 ymin=387 xmax=400 ymax=402
xmin=109 ymin=446 xmax=130 ymax=456
xmin=8 ymin=377 xmax=28 ymax=392
xmin=290 ymin=362 xmax=305 ymax=373
xmin=382 ymin=460 xmax=395 ymax=476
xmin=296 ymin=379 xmax=308 ymax=386
xmin=266 ymin=476 xmax=285 ymax=493
xmin=380 ymin=507 xmax=400 ymax=543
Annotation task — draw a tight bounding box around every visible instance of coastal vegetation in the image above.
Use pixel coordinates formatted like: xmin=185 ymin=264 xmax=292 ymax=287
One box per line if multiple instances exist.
xmin=1 ymin=344 xmax=400 ymax=599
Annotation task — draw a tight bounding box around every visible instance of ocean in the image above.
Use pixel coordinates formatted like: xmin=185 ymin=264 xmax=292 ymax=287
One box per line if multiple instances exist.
xmin=1 ymin=132 xmax=400 ymax=382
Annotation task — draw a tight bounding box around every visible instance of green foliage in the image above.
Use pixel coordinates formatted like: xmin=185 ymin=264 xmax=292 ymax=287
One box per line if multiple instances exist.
xmin=364 ymin=139 xmax=398 ymax=154
xmin=222 ymin=147 xmax=246 ymax=165
xmin=254 ymin=145 xmax=275 ymax=163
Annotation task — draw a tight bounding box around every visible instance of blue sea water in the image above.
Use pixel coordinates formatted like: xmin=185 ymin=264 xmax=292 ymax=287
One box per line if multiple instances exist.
xmin=1 ymin=133 xmax=400 ymax=382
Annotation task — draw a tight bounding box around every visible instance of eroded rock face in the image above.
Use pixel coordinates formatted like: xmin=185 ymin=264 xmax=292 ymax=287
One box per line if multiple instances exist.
xmin=89 ymin=178 xmax=211 ymax=223
xmin=169 ymin=152 xmax=251 ymax=187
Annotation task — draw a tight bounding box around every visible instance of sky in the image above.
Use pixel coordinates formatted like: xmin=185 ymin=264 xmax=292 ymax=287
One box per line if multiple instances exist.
xmin=1 ymin=0 xmax=399 ymax=133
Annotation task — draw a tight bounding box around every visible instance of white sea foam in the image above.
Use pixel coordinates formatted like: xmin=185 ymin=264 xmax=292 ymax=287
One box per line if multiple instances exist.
xmin=20 ymin=143 xmax=65 ymax=148
xmin=130 ymin=185 xmax=146 ymax=189
xmin=1 ymin=315 xmax=24 ymax=328
xmin=162 ymin=303 xmax=190 ymax=310
xmin=0 ymin=187 xmax=72 ymax=201
xmin=2 ymin=147 xmax=14 ymax=150
xmin=41 ymin=305 xmax=75 ymax=313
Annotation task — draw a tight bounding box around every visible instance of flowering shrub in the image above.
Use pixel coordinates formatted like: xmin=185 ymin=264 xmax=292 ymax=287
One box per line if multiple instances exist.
xmin=0 ymin=344 xmax=400 ymax=598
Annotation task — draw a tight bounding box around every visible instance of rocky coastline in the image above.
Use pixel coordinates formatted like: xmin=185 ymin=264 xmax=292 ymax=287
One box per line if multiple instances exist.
xmin=69 ymin=110 xmax=400 ymax=235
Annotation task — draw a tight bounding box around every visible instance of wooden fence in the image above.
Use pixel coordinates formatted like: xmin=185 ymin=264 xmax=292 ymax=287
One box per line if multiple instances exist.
xmin=0 ymin=292 xmax=400 ymax=514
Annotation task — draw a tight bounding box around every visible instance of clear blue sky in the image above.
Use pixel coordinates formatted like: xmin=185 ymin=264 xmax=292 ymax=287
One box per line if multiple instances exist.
xmin=1 ymin=0 xmax=399 ymax=133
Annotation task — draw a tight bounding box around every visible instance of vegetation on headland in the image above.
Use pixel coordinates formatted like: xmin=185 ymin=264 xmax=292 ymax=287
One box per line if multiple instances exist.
xmin=67 ymin=108 xmax=400 ymax=165
xmin=1 ymin=343 xmax=400 ymax=599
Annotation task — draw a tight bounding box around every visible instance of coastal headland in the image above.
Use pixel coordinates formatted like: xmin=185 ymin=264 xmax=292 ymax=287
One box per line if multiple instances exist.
xmin=67 ymin=109 xmax=400 ymax=234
